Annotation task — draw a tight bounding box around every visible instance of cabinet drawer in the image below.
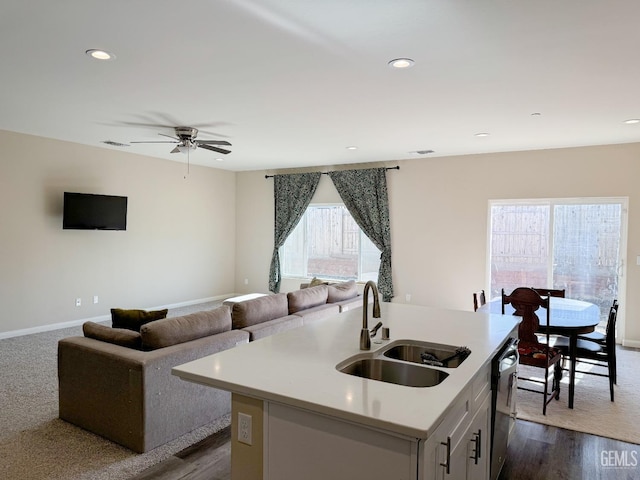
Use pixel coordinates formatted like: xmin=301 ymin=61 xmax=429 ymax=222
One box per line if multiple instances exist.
xmin=471 ymin=362 xmax=491 ymax=413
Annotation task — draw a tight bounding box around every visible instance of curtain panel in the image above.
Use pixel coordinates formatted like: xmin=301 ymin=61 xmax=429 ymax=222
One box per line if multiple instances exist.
xmin=328 ymin=168 xmax=394 ymax=301
xmin=268 ymin=172 xmax=321 ymax=293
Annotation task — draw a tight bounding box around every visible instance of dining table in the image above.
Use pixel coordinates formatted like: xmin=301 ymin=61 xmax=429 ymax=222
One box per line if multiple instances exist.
xmin=478 ymin=296 xmax=600 ymax=409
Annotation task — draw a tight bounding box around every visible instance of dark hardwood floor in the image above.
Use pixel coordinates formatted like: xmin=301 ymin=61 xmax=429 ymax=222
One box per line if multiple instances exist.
xmin=498 ymin=421 xmax=639 ymax=480
xmin=131 ymin=420 xmax=640 ymax=479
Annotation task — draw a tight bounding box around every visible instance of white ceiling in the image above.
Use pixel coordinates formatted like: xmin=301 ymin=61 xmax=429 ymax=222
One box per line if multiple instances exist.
xmin=2 ymin=0 xmax=640 ymax=172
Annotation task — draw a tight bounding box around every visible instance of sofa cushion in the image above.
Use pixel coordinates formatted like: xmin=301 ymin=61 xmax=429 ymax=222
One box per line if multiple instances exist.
xmin=292 ymin=303 xmax=341 ymax=324
xmin=327 ymin=280 xmax=358 ymax=303
xmin=83 ymin=321 xmax=142 ymax=349
xmin=242 ymin=315 xmax=304 ymax=341
xmin=111 ymin=308 xmax=168 ymax=332
xmin=232 ymin=293 xmax=288 ymax=329
xmin=140 ymin=306 xmax=231 ymax=350
xmin=288 ymin=285 xmax=329 ymax=314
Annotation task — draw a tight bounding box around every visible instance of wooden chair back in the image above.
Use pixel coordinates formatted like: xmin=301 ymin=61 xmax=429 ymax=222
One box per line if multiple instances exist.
xmin=531 ymin=288 xmax=565 ymax=298
xmin=502 ymin=287 xmax=550 ymax=343
xmin=473 ymin=290 xmax=486 ymax=311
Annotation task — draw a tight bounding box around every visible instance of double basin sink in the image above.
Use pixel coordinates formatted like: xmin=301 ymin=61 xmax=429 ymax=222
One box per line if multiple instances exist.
xmin=336 ymin=340 xmax=471 ymax=388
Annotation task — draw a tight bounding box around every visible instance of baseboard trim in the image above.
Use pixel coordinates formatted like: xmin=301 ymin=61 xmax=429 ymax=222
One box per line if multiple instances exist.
xmin=0 ymin=294 xmax=235 ymax=340
xmin=622 ymin=339 xmax=640 ymax=349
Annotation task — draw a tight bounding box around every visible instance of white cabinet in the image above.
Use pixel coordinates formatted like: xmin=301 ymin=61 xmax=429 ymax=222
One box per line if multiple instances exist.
xmin=265 ymin=402 xmax=417 ymax=480
xmin=420 ymin=364 xmax=491 ymax=480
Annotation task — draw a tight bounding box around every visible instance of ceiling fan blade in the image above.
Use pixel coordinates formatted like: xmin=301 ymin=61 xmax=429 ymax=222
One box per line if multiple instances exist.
xmin=121 ymin=121 xmax=177 ymax=129
xmin=195 ymin=140 xmax=232 ymax=146
xmin=130 ymin=140 xmax=179 ymax=144
xmin=197 ymin=144 xmax=232 ymax=155
xmin=159 ymin=133 xmax=179 ymax=140
xmin=170 ymin=146 xmax=181 ymax=154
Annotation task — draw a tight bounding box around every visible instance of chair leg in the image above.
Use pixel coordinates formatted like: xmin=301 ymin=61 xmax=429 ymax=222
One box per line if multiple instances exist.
xmin=608 ymin=360 xmax=615 ymax=402
xmin=553 ymin=363 xmax=563 ymax=400
xmin=543 ymin=371 xmax=548 ymax=415
xmin=612 ymin=347 xmax=617 ymax=385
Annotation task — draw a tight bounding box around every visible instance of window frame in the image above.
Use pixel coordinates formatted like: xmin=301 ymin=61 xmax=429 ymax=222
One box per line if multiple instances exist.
xmin=280 ymin=203 xmax=380 ymax=282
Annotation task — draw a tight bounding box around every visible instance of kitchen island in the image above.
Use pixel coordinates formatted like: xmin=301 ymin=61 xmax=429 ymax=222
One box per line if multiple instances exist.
xmin=172 ymin=302 xmax=519 ymax=480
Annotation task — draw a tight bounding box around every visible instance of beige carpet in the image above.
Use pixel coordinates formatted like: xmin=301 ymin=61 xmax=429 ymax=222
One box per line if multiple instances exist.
xmin=0 ymin=301 xmax=230 ymax=480
xmin=516 ymin=346 xmax=640 ymax=445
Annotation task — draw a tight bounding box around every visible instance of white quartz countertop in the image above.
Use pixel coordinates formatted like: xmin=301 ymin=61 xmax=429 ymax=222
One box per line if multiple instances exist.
xmin=172 ymin=302 xmax=519 ymax=439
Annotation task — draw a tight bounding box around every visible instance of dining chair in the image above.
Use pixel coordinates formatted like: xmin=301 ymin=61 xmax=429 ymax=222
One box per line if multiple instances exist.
xmin=576 ymin=299 xmax=618 ymax=383
xmin=530 ymin=288 xmax=566 ymax=344
xmin=578 ymin=299 xmax=617 ymax=344
xmin=502 ymin=287 xmax=563 ymax=415
xmin=552 ymin=305 xmax=617 ymax=401
xmin=473 ymin=289 xmax=486 ymax=312
xmin=531 ymin=288 xmax=566 ymax=298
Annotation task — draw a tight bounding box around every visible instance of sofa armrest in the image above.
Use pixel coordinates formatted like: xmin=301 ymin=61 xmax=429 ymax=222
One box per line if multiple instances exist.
xmin=58 ymin=329 xmax=249 ymax=452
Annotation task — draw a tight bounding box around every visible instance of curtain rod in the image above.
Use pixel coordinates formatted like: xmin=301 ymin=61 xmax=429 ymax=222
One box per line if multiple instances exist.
xmin=265 ymin=165 xmax=400 ymax=179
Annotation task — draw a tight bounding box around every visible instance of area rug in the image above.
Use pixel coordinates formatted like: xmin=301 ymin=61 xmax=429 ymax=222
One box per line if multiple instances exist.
xmin=516 ymin=346 xmax=640 ymax=445
xmin=0 ymin=301 xmax=231 ymax=480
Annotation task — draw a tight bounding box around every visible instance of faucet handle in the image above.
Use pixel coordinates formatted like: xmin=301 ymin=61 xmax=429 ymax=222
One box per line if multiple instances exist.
xmin=370 ymin=321 xmax=383 ymax=337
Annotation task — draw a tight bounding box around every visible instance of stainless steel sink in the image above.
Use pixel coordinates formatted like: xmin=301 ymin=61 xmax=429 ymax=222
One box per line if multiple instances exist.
xmin=382 ymin=341 xmax=470 ymax=368
xmin=337 ymin=358 xmax=449 ymax=387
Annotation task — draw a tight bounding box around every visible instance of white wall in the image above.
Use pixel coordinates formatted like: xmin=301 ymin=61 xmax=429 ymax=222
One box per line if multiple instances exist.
xmin=0 ymin=130 xmax=236 ymax=336
xmin=235 ymin=142 xmax=640 ymax=346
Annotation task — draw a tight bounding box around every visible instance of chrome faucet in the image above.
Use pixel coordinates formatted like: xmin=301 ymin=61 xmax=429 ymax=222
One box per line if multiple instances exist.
xmin=360 ymin=281 xmax=381 ymax=350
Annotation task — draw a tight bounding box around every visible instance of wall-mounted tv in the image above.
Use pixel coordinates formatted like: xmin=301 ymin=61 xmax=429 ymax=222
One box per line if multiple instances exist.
xmin=63 ymin=192 xmax=128 ymax=230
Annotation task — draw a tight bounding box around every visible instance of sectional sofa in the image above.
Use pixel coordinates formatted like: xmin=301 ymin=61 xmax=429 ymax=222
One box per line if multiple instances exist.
xmin=57 ymin=281 xmax=362 ymax=453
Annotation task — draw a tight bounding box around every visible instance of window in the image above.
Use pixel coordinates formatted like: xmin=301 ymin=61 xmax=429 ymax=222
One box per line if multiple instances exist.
xmin=281 ymin=205 xmax=380 ymax=282
xmin=489 ymin=198 xmax=626 ymax=318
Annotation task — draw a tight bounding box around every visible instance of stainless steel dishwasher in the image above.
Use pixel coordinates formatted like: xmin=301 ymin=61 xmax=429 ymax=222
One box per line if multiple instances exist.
xmin=490 ymin=337 xmax=518 ymax=480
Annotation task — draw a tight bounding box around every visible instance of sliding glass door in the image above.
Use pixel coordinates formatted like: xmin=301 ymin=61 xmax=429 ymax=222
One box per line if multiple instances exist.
xmin=489 ymin=198 xmax=627 ymax=324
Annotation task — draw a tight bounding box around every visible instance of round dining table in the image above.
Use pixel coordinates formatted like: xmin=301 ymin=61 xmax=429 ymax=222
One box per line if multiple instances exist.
xmin=479 ymin=297 xmax=600 ymax=409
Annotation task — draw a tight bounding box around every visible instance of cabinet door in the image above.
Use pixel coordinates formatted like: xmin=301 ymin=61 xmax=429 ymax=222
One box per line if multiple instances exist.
xmin=422 ymin=394 xmax=490 ymax=480
xmin=466 ymin=395 xmax=490 ymax=480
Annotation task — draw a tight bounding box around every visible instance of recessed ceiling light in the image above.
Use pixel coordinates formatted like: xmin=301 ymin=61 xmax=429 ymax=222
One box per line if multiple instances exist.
xmin=346 ymin=146 xmax=358 ymax=150
xmin=531 ymin=112 xmax=542 ymax=116
xmin=624 ymin=119 xmax=640 ymax=124
xmin=388 ymin=58 xmax=415 ymax=69
xmin=475 ymin=132 xmax=490 ymax=137
xmin=86 ymin=49 xmax=115 ymax=60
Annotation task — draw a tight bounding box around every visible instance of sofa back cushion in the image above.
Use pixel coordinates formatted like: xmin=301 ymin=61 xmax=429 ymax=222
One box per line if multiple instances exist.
xmin=327 ymin=280 xmax=358 ymax=303
xmin=140 ymin=306 xmax=231 ymax=350
xmin=111 ymin=308 xmax=168 ymax=332
xmin=83 ymin=321 xmax=142 ymax=349
xmin=232 ymin=293 xmax=288 ymax=329
xmin=288 ymin=285 xmax=329 ymax=314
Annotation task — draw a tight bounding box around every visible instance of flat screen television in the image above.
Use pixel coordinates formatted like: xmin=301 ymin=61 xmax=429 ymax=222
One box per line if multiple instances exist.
xmin=63 ymin=192 xmax=128 ymax=230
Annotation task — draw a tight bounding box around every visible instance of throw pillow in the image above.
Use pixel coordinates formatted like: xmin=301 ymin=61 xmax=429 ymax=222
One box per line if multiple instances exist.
xmin=83 ymin=321 xmax=142 ymax=349
xmin=309 ymin=277 xmax=328 ymax=287
xmin=111 ymin=308 xmax=168 ymax=332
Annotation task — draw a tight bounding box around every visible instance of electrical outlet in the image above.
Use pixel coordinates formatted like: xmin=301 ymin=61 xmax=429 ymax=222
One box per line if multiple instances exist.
xmin=405 ymin=294 xmax=411 ymax=303
xmin=75 ymin=298 xmax=81 ymax=307
xmin=238 ymin=412 xmax=252 ymax=445
xmin=93 ymin=295 xmax=99 ymax=304
xmin=244 ymin=278 xmax=249 ymax=285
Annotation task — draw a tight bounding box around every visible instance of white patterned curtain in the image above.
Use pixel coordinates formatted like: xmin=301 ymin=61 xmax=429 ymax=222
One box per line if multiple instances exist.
xmin=268 ymin=172 xmax=321 ymax=293
xmin=328 ymin=168 xmax=394 ymax=301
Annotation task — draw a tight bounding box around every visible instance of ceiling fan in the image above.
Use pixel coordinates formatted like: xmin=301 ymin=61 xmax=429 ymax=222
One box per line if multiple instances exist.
xmin=131 ymin=126 xmax=232 ymax=155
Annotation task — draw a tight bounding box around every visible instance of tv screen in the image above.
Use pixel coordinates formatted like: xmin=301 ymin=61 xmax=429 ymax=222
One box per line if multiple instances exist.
xmin=63 ymin=192 xmax=128 ymax=230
